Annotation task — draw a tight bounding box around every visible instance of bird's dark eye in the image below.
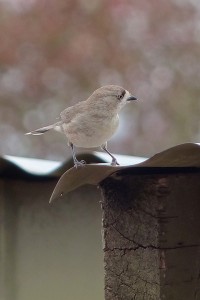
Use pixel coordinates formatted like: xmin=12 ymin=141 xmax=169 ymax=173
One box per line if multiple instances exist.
xmin=117 ymin=90 xmax=126 ymax=100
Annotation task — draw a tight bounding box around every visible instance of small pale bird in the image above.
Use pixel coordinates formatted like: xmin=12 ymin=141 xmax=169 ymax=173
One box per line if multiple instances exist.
xmin=26 ymin=85 xmax=137 ymax=167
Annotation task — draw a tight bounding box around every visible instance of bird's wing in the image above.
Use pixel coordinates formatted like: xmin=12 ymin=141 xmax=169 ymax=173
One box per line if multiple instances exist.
xmin=60 ymin=102 xmax=85 ymax=123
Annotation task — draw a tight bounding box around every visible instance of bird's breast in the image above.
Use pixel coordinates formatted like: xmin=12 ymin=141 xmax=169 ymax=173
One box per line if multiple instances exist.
xmin=62 ymin=114 xmax=119 ymax=148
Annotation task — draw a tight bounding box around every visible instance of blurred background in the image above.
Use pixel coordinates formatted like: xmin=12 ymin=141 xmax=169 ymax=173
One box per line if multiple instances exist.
xmin=0 ymin=0 xmax=200 ymax=161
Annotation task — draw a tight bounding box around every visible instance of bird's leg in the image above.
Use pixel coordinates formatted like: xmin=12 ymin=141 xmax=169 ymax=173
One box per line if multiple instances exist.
xmin=101 ymin=143 xmax=119 ymax=166
xmin=69 ymin=143 xmax=86 ymax=168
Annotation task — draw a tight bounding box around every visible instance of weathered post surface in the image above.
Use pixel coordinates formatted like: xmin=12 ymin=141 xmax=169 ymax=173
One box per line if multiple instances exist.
xmin=100 ymin=169 xmax=200 ymax=300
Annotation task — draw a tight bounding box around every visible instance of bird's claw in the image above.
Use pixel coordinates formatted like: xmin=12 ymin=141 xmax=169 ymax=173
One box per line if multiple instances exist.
xmin=74 ymin=159 xmax=86 ymax=168
xmin=111 ymin=159 xmax=119 ymax=166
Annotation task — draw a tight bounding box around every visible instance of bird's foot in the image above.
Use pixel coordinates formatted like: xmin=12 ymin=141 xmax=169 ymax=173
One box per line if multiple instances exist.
xmin=111 ymin=158 xmax=120 ymax=166
xmin=74 ymin=159 xmax=86 ymax=168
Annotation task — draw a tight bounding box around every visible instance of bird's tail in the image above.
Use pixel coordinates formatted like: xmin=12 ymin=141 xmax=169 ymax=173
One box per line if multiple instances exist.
xmin=25 ymin=121 xmax=62 ymax=136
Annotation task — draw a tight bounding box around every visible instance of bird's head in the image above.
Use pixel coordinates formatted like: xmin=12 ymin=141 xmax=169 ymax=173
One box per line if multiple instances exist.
xmin=88 ymin=85 xmax=137 ymax=112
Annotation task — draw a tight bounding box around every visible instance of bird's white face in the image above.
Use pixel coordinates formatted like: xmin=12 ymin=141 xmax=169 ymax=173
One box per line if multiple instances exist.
xmin=108 ymin=87 xmax=137 ymax=112
xmin=118 ymin=90 xmax=134 ymax=109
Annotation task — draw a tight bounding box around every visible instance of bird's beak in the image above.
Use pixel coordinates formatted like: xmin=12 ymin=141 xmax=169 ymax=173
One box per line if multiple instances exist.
xmin=127 ymin=95 xmax=137 ymax=101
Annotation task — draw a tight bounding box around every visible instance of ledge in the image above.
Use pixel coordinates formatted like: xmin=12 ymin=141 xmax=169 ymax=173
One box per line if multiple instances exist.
xmin=1 ymin=143 xmax=200 ymax=201
xmin=49 ymin=143 xmax=200 ymax=203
